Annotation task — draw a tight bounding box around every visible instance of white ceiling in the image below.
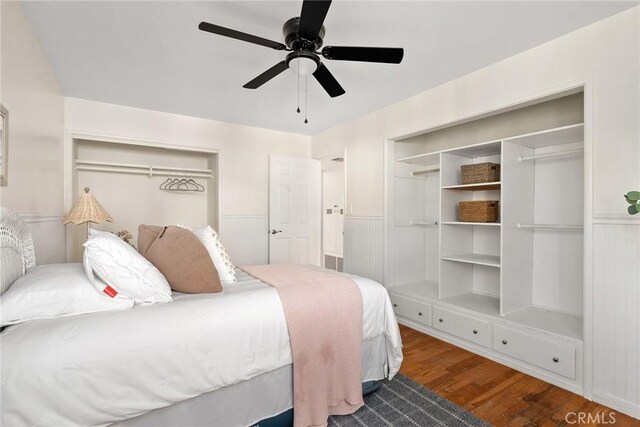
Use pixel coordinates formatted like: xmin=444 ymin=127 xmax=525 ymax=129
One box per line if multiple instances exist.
xmin=22 ymin=1 xmax=637 ymax=135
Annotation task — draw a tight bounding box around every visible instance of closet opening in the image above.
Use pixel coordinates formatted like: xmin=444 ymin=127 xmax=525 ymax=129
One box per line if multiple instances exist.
xmin=66 ymin=136 xmax=219 ymax=262
xmin=385 ymin=89 xmax=586 ymax=340
xmin=319 ymin=151 xmax=345 ymax=272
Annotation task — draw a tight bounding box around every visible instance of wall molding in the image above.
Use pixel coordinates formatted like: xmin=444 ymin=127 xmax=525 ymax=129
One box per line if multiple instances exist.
xmin=592 ymin=388 xmax=640 ymax=420
xmin=222 ymin=214 xmax=268 ymax=219
xmin=593 ymin=213 xmax=640 ymax=225
xmin=345 ymin=215 xmax=384 ymax=220
xmin=17 ymin=212 xmax=65 ymax=224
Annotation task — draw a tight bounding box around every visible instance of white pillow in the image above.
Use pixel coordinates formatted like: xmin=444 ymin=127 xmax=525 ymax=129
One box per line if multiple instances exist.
xmin=83 ymin=229 xmax=172 ymax=305
xmin=179 ymin=225 xmax=236 ymax=285
xmin=0 ymin=263 xmax=134 ymax=326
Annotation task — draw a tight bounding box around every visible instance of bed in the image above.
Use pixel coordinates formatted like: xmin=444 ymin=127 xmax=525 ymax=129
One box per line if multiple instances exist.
xmin=0 ymin=208 xmax=403 ymax=427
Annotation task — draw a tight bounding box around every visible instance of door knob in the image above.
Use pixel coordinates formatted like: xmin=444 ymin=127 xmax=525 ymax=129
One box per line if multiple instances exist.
xmin=270 ymin=229 xmax=283 ymax=235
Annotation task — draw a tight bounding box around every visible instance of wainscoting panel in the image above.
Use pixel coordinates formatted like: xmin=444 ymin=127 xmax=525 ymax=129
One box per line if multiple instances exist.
xmin=221 ymin=215 xmax=269 ymax=266
xmin=592 ymin=223 xmax=640 ymax=418
xmin=344 ymin=216 xmax=384 ymax=284
xmin=18 ymin=213 xmax=66 ymax=265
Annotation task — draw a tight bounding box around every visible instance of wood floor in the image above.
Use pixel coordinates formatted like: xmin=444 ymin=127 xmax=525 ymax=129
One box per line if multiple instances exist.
xmin=399 ymin=325 xmax=639 ymax=426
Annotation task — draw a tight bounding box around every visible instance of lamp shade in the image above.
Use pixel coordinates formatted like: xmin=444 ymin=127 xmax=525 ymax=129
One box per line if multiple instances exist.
xmin=62 ymin=187 xmax=113 ymax=225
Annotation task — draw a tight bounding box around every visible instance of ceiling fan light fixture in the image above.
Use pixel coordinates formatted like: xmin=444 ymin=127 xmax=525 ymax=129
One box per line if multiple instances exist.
xmin=288 ymin=56 xmax=318 ymax=76
xmin=286 ymin=51 xmax=320 ymax=77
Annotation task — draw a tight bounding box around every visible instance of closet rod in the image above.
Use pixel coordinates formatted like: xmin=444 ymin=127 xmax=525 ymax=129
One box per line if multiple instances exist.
xmin=412 ymin=167 xmax=440 ymax=176
xmin=75 ymin=160 xmax=213 ymax=175
xmin=411 ymin=221 xmax=439 ymax=226
xmin=517 ymin=223 xmax=583 ymax=230
xmin=518 ymin=149 xmax=583 ymax=162
xmin=75 ymin=165 xmax=213 ymax=179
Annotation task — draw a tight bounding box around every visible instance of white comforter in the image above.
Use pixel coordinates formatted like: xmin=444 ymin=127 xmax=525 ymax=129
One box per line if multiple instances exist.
xmin=0 ymin=269 xmax=402 ymax=427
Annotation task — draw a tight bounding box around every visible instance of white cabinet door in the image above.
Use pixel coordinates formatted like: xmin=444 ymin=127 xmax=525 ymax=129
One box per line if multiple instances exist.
xmin=269 ymin=155 xmax=321 ymax=265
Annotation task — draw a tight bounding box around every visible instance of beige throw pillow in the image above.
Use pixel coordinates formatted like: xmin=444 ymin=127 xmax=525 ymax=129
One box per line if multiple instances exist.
xmin=138 ymin=225 xmax=222 ymax=294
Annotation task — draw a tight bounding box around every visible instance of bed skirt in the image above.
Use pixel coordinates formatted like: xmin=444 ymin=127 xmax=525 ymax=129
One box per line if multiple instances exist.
xmin=114 ymin=334 xmax=389 ymax=427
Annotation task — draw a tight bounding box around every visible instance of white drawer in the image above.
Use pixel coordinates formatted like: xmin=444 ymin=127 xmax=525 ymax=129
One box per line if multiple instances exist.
xmin=389 ymin=294 xmax=431 ymax=327
xmin=493 ymin=324 xmax=576 ymax=379
xmin=432 ymin=306 xmax=491 ymax=348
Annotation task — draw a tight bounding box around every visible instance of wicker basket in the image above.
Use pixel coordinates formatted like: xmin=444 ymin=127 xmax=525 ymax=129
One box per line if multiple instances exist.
xmin=461 ymin=163 xmax=500 ymax=185
xmin=459 ymin=201 xmax=499 ymax=223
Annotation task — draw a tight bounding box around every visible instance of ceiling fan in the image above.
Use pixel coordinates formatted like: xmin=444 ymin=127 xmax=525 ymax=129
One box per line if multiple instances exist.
xmin=198 ymin=0 xmax=404 ymax=99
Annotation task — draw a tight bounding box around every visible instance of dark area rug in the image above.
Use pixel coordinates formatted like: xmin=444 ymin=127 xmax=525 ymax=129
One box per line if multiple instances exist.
xmin=328 ymin=374 xmax=491 ymax=427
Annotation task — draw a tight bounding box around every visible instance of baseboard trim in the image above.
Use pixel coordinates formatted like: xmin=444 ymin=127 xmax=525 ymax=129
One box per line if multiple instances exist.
xmin=591 ymin=388 xmax=640 ymax=420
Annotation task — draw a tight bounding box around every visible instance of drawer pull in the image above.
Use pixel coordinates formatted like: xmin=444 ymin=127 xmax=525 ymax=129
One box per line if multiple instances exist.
xmin=502 ymin=340 xmax=508 ymax=345
xmin=438 ymin=318 xmax=444 ymax=323
xmin=473 ymin=330 xmax=478 ymax=334
xmin=418 ymin=312 xmax=423 ymax=316
xmin=393 ymin=304 xmax=397 ymax=307
xmin=553 ymin=357 xmax=559 ymax=363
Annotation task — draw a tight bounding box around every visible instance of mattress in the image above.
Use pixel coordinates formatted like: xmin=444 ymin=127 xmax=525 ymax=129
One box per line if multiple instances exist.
xmin=0 ymin=268 xmax=402 ymax=427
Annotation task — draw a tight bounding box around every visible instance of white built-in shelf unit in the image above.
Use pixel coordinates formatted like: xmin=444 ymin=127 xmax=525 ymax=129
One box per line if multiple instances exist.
xmin=387 ymin=118 xmax=585 ymax=393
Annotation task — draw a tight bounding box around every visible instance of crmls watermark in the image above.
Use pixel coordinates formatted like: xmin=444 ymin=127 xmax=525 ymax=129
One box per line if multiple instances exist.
xmin=565 ymin=411 xmax=617 ymax=424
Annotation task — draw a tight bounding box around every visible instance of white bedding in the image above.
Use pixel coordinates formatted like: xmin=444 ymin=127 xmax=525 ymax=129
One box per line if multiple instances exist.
xmin=0 ymin=269 xmax=402 ymax=427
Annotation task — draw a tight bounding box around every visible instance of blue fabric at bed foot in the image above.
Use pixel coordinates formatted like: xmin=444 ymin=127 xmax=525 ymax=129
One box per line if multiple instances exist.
xmin=250 ymin=381 xmax=382 ymax=427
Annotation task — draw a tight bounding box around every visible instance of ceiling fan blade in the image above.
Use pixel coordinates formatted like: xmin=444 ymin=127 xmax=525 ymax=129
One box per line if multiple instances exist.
xmin=198 ymin=22 xmax=286 ymax=51
xmin=298 ymin=0 xmax=332 ymax=41
xmin=243 ymin=61 xmax=289 ymax=89
xmin=322 ymin=46 xmax=404 ymax=64
xmin=312 ymin=63 xmax=345 ymax=98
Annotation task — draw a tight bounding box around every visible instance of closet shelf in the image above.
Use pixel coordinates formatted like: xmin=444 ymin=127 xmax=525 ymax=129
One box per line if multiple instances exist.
xmin=388 ymin=282 xmax=439 ymax=302
xmin=441 ymin=221 xmax=501 ymax=227
xmin=442 ymin=182 xmax=501 ymax=191
xmin=441 ymin=292 xmax=500 ymax=316
xmin=75 ymin=160 xmax=214 ymax=179
xmin=396 ymin=152 xmax=440 ymax=166
xmin=441 ymin=254 xmax=500 ymax=268
xmin=505 ymin=306 xmax=583 ymax=340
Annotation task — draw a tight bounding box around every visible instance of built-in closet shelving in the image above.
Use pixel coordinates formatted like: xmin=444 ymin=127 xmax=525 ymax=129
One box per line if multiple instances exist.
xmin=70 ymin=137 xmax=219 ymax=262
xmin=387 ymin=120 xmax=585 ymax=393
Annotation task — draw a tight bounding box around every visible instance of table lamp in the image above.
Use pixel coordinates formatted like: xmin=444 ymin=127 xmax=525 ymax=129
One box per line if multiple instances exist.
xmin=62 ymin=187 xmax=113 ymax=239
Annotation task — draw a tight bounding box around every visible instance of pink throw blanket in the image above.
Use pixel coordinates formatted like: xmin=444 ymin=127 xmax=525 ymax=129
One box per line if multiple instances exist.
xmin=241 ymin=264 xmax=364 ymax=427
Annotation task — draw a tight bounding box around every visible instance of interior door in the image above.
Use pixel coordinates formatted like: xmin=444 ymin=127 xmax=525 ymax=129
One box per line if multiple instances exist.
xmin=269 ymin=155 xmax=321 ymax=265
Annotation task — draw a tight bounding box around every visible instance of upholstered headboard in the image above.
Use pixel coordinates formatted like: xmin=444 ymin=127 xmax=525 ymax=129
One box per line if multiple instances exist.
xmin=0 ymin=207 xmax=36 ymax=294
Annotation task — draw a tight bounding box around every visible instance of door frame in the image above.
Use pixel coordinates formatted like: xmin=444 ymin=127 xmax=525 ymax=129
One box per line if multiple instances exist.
xmin=318 ymin=150 xmax=347 ymax=268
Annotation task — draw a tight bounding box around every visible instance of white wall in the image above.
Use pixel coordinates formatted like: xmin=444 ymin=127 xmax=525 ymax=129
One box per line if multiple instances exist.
xmin=311 ymin=7 xmax=640 ymax=417
xmin=65 ymin=98 xmax=310 ymax=265
xmin=0 ymin=2 xmax=66 ymax=263
xmin=312 ymin=9 xmax=638 ymax=217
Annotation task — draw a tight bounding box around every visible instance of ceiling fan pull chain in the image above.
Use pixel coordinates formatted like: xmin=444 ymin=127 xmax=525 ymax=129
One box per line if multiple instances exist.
xmin=304 ymin=76 xmax=308 ymax=124
xmin=296 ymin=59 xmax=301 ymax=114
